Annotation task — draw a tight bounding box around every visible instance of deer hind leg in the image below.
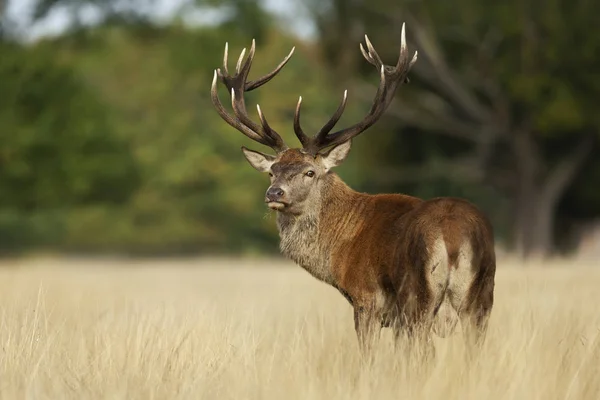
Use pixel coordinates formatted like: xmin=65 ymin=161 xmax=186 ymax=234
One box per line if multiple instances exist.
xmin=400 ymin=236 xmax=451 ymax=359
xmin=461 ymin=266 xmax=494 ymax=349
xmin=392 ymin=288 xmax=437 ymax=361
xmin=447 ymin=244 xmax=495 ymax=353
xmin=353 ymin=292 xmax=385 ymax=358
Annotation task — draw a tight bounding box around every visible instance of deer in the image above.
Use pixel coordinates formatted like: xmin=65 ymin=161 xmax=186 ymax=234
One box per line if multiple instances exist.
xmin=210 ymin=23 xmax=496 ymax=355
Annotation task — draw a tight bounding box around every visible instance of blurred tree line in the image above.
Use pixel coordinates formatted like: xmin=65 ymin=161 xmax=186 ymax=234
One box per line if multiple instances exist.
xmin=0 ymin=0 xmax=598 ymax=259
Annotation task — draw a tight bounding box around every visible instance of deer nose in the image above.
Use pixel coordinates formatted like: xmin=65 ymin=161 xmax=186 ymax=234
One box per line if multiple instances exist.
xmin=265 ymin=186 xmax=285 ymax=202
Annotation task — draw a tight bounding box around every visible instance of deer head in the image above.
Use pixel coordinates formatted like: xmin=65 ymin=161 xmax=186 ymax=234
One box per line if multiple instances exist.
xmin=211 ymin=24 xmax=417 ymax=215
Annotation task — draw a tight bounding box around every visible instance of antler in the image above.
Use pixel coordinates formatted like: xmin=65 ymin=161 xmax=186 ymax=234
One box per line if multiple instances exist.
xmin=296 ymin=23 xmax=418 ymax=155
xmin=211 ymin=40 xmax=295 ymax=153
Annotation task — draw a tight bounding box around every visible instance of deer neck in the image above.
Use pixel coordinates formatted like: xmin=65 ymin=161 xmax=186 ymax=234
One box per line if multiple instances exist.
xmin=276 ymin=174 xmax=358 ymax=285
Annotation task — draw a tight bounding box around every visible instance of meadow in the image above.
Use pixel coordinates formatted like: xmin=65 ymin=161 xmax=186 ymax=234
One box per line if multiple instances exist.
xmin=0 ymin=256 xmax=598 ymax=399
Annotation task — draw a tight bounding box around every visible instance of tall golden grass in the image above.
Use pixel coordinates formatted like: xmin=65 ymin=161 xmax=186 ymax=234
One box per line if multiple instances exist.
xmin=0 ymin=256 xmax=598 ymax=399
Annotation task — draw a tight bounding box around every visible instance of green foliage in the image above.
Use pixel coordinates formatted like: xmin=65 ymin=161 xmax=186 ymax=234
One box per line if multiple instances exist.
xmin=0 ymin=38 xmax=141 ymax=253
xmin=0 ymin=18 xmax=357 ymax=255
xmin=0 ymin=41 xmax=139 ymax=208
xmin=2 ymin=0 xmax=599 ymax=256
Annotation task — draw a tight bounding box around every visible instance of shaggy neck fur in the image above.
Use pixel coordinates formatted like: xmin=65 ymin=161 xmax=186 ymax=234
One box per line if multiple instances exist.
xmin=276 ymin=173 xmax=359 ymax=285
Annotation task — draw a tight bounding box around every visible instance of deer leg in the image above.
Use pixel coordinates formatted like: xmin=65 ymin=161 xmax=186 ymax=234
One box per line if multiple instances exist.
xmin=353 ymin=302 xmax=382 ymax=358
xmin=460 ymin=275 xmax=494 ymax=352
xmin=448 ymin=270 xmax=494 ymax=365
xmin=405 ymin=318 xmax=436 ymax=361
xmin=393 ymin=292 xmax=436 ymax=360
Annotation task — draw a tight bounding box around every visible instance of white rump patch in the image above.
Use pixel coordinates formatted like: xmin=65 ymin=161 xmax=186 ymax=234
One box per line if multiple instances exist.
xmin=428 ymin=235 xmax=449 ymax=296
xmin=447 ymin=240 xmax=474 ymax=314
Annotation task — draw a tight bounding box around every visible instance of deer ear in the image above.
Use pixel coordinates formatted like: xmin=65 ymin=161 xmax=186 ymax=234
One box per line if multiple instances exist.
xmin=321 ymin=140 xmax=351 ymax=171
xmin=241 ymin=147 xmax=276 ymax=173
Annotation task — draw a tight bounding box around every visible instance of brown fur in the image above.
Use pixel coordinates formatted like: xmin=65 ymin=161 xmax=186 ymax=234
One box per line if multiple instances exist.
xmin=258 ymin=148 xmax=496 ymax=354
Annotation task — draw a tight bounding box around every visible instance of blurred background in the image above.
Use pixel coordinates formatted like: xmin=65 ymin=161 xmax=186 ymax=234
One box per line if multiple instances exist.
xmin=0 ymin=0 xmax=599 ymax=261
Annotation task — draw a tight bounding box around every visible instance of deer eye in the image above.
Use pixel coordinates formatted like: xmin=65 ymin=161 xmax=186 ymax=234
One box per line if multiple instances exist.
xmin=305 ymin=170 xmax=315 ymax=178
xmin=268 ymin=172 xmax=273 ymax=177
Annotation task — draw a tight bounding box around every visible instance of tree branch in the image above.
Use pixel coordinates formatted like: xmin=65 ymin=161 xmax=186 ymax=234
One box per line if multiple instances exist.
xmin=353 ymin=79 xmax=507 ymax=183
xmin=353 ymin=82 xmax=480 ymax=141
xmin=356 ymin=5 xmax=492 ymax=124
xmin=369 ymin=154 xmax=515 ymax=191
xmin=402 ymin=13 xmax=492 ymax=125
xmin=510 ymin=123 xmax=543 ymax=181
xmin=371 ymin=157 xmax=484 ymax=186
xmin=543 ymin=135 xmax=595 ymax=204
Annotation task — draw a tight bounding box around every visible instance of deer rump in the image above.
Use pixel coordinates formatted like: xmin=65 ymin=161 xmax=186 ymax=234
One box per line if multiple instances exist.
xmin=375 ymin=197 xmax=495 ymax=339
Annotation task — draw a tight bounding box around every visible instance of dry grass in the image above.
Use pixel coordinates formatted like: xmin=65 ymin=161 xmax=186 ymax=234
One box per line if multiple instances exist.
xmin=0 ymin=256 xmax=599 ymax=399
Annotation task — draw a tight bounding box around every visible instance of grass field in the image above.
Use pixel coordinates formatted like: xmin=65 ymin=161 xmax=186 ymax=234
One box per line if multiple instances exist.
xmin=0 ymin=256 xmax=598 ymax=399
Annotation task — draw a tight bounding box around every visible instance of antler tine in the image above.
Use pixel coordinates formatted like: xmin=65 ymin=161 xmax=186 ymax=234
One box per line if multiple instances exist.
xmin=359 ymin=43 xmax=375 ymax=66
xmin=293 ymin=96 xmax=311 ymax=147
xmin=410 ymin=50 xmax=418 ymax=68
xmin=372 ymin=66 xmax=388 ymax=111
xmin=211 ymin=40 xmax=295 ymax=153
xmin=256 ymin=104 xmax=285 ymax=144
xmin=235 ymin=47 xmax=247 ymax=74
xmin=222 ymin=42 xmax=229 ymax=75
xmin=363 ymin=34 xmax=383 ymax=66
xmin=314 ymin=90 xmax=348 ymax=140
xmin=400 ymin=22 xmax=407 ymax=58
xmin=302 ymin=24 xmax=416 ymax=154
xmin=211 ymin=71 xmax=272 ymax=147
xmin=394 ymin=23 xmax=419 ymax=74
xmin=246 ymin=46 xmax=295 ymax=91
xmin=358 ymin=23 xmax=417 ymax=77
xmin=239 ymin=39 xmax=255 ymax=82
xmin=230 ymin=87 xmax=288 ymax=152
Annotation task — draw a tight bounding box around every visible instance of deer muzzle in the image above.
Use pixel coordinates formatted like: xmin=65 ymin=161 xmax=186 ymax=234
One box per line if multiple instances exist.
xmin=265 ymin=186 xmax=287 ymax=210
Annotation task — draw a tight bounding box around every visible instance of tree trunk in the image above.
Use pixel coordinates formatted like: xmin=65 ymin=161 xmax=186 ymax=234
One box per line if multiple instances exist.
xmin=512 ymin=181 xmax=565 ymax=260
xmin=512 ymin=181 xmax=537 ymax=259
xmin=528 ymin=192 xmax=556 ymax=258
xmin=510 ymin=131 xmax=540 ymax=260
xmin=511 ymin=135 xmax=593 ymax=260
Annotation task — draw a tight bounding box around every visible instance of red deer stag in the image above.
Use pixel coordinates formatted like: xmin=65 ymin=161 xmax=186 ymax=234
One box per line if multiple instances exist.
xmin=210 ymin=24 xmax=496 ymax=354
